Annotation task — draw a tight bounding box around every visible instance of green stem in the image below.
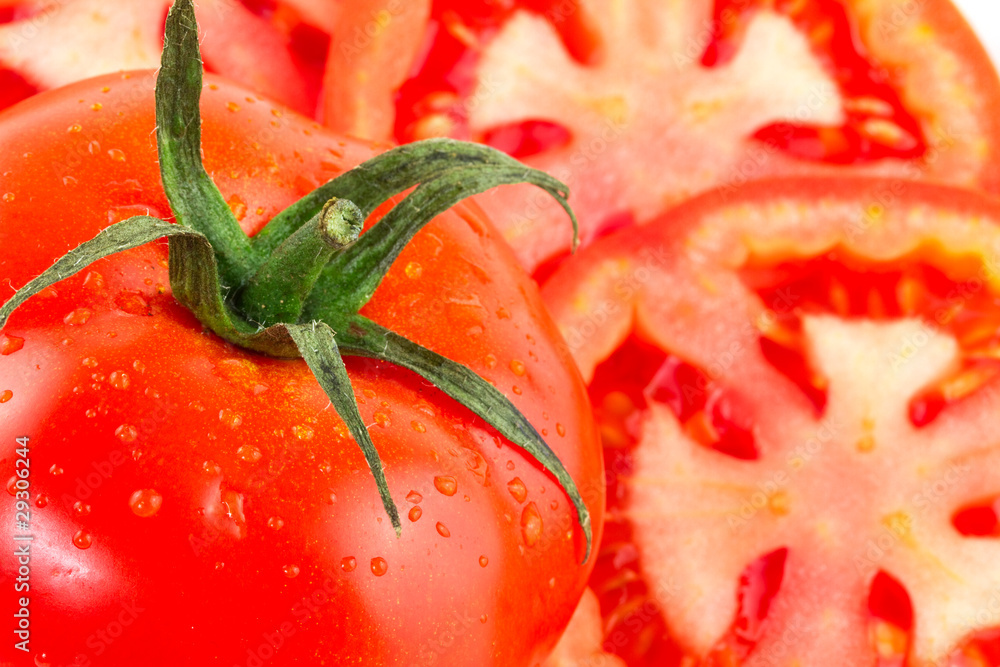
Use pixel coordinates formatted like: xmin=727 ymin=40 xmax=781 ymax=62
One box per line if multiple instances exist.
xmin=239 ymin=199 xmax=363 ymax=326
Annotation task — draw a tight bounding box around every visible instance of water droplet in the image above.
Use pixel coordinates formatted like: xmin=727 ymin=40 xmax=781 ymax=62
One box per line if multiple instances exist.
xmin=0 ymin=334 xmax=24 ymax=355
xmin=115 ymin=290 xmax=151 ymax=315
xmin=484 ymin=354 xmax=497 ymax=369
xmin=496 ymin=307 xmax=510 ymax=320
xmin=0 ymin=390 xmax=12 ymax=404
xmin=283 ymin=564 xmax=300 ymax=578
xmin=510 ymin=360 xmax=526 ymax=376
xmin=521 ymin=503 xmax=543 ymax=547
xmin=434 ymin=476 xmax=457 ymax=496
xmin=227 ymin=194 xmax=247 ymax=221
xmin=370 ymin=557 xmax=388 ymax=576
xmin=68 ymin=124 xmax=82 ymax=133
xmin=129 ymin=489 xmax=163 ymax=517
xmin=436 ymin=522 xmax=451 ymax=538
xmin=411 ymin=420 xmax=426 ymax=433
xmin=341 ymin=556 xmax=357 ymax=572
xmin=226 ymin=102 xmax=240 ymax=112
xmin=512 ymin=385 xmax=522 ymax=395
xmin=5 ymin=477 xmax=17 ymax=496
xmin=408 ymin=506 xmax=422 ymax=522
xmin=271 ymin=108 xmax=283 ymax=117
xmin=85 ymin=408 xmax=97 ymax=418
xmin=73 ymin=501 xmax=91 ymax=517
xmin=405 ymin=262 xmax=423 ymax=279
xmin=144 ymin=387 xmax=161 ymax=399
xmin=215 ymin=561 xmax=225 ymax=571
xmin=35 ymin=494 xmax=48 ymax=508
xmin=264 ymin=516 xmax=284 ymax=532
xmin=548 ymin=577 xmax=556 ymax=588
xmin=374 ymin=412 xmax=390 ymax=428
xmin=91 ymin=102 xmax=103 ymax=111
xmin=108 ymin=148 xmax=126 ymax=162
xmin=506 ymin=461 xmax=515 ymax=471
xmin=115 ymin=424 xmax=138 ymax=443
xmin=220 ymin=409 xmax=243 ymax=429
xmin=236 ymin=445 xmax=262 ymax=464
xmin=64 ymin=308 xmax=93 ymax=325
xmin=479 ymin=555 xmax=489 ymax=567
xmin=1 ymin=192 xmax=13 ymax=203
xmin=202 ymin=460 xmax=222 ymax=475
xmin=507 ymin=477 xmax=527 ymax=503
xmin=480 ymin=614 xmax=488 ymax=624
xmin=34 ymin=653 xmax=51 ymax=667
xmin=292 ymin=424 xmax=314 ymax=440
xmin=325 ymin=490 xmax=338 ymax=505
xmin=49 ymin=464 xmax=64 ymax=476
xmin=73 ymin=530 xmax=92 ymax=549
xmin=82 ymin=357 xmax=99 ymax=368
xmin=109 ymin=371 xmax=130 ymax=390
xmin=556 ymin=423 xmax=567 ymax=437
xmin=406 ymin=490 xmax=422 ymax=504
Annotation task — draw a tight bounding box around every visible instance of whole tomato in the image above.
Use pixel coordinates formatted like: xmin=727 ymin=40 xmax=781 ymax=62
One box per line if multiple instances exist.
xmin=0 ymin=6 xmax=603 ymax=666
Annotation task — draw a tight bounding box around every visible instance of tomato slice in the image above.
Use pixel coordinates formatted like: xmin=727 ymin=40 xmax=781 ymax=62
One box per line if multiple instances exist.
xmin=328 ymin=0 xmax=1000 ymax=274
xmin=0 ymin=0 xmax=331 ymax=115
xmin=543 ymin=178 xmax=1000 ymax=666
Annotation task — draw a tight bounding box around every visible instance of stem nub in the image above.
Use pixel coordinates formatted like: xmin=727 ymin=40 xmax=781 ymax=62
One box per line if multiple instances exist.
xmin=239 ymin=198 xmax=362 ymax=327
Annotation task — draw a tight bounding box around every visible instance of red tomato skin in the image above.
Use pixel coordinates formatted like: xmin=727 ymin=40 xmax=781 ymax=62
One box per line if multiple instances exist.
xmin=0 ymin=72 xmax=604 ymax=666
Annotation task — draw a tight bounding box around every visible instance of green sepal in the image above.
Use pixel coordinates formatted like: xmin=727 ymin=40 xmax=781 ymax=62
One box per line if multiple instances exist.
xmin=336 ymin=315 xmax=593 ymax=561
xmin=251 ymin=138 xmax=579 ymax=261
xmin=157 ymin=0 xmax=255 ymax=290
xmin=286 ymin=322 xmax=401 ymax=536
xmin=303 ymin=161 xmax=577 ymax=318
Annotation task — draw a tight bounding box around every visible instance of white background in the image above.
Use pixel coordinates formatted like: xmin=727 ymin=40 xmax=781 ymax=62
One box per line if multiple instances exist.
xmin=952 ymin=0 xmax=1000 ymax=67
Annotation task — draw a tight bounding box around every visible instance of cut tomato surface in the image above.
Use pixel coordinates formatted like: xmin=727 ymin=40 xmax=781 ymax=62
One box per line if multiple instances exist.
xmin=0 ymin=0 xmax=333 ymax=115
xmin=329 ymin=0 xmax=1000 ymax=274
xmin=543 ymin=178 xmax=1000 ymax=665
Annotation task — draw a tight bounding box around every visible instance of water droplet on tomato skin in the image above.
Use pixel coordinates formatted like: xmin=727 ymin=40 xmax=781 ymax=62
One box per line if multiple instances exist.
xmin=436 ymin=522 xmax=451 ymax=538
xmin=49 ymin=464 xmax=64 ymax=476
xmin=480 ymin=614 xmax=488 ymax=624
xmin=434 ymin=476 xmax=457 ymax=496
xmin=73 ymin=501 xmax=91 ymax=517
xmin=108 ymin=148 xmax=126 ymax=162
xmin=510 ymin=359 xmax=526 ymax=376
xmin=215 ymin=562 xmax=225 ymax=571
xmin=408 ymin=506 xmax=422 ymax=522
xmin=236 ymin=445 xmax=262 ymax=463
xmin=507 ymin=478 xmax=527 ymax=503
xmin=283 ymin=564 xmax=300 ymax=578
xmin=63 ymin=308 xmax=93 ymax=325
xmin=521 ymin=502 xmax=543 ymax=548
xmin=0 ymin=390 xmax=12 ymax=404
xmin=82 ymin=356 xmax=99 ymax=368
xmin=479 ymin=556 xmax=489 ymax=568
xmin=267 ymin=516 xmax=284 ymax=531
xmin=5 ymin=477 xmax=17 ymax=496
xmin=370 ymin=557 xmax=388 ymax=577
xmin=406 ymin=490 xmax=422 ymax=504
xmin=35 ymin=494 xmax=48 ymax=508
xmin=109 ymin=371 xmax=130 ymax=390
xmin=73 ymin=530 xmax=92 ymax=549
xmin=0 ymin=334 xmax=24 ymax=355
xmin=1 ymin=192 xmax=14 ymax=203
xmin=129 ymin=489 xmax=163 ymax=518
xmin=341 ymin=557 xmax=356 ymax=572
xmin=33 ymin=653 xmax=51 ymax=667
xmin=115 ymin=424 xmax=138 ymax=443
